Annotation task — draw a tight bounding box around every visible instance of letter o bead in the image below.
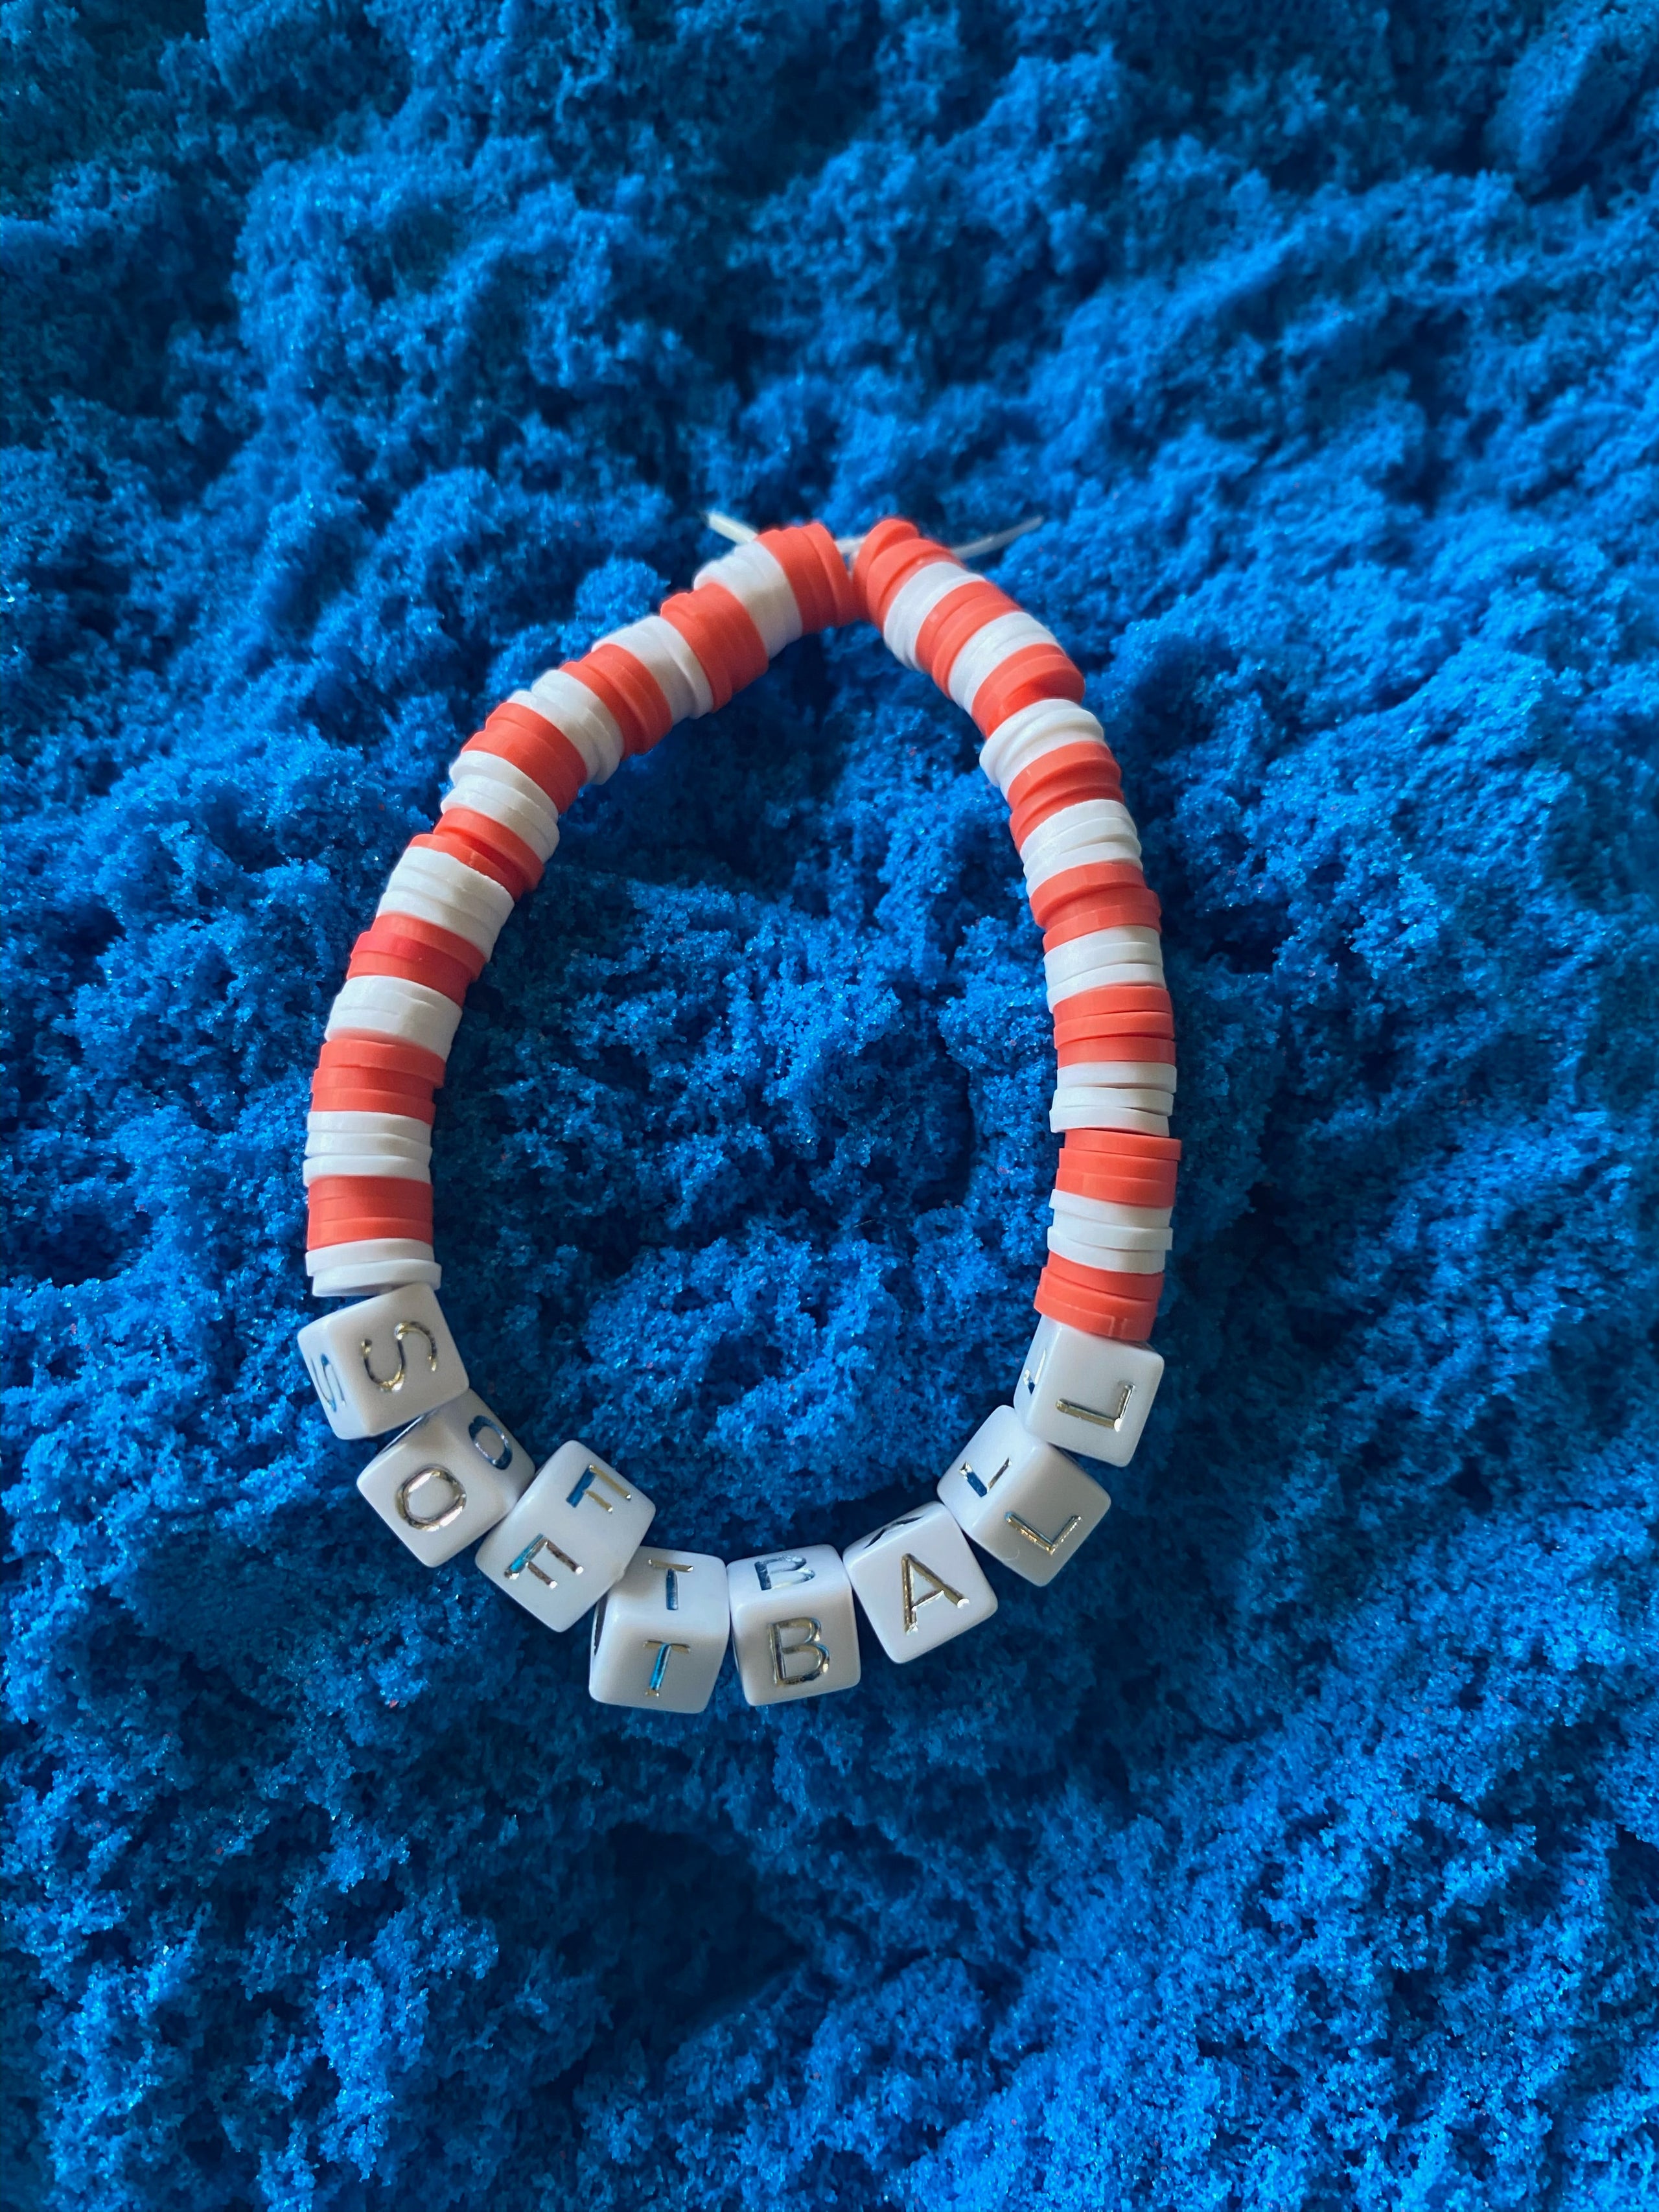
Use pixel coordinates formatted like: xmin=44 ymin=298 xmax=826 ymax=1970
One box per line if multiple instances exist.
xmin=356 ymin=1390 xmax=533 ymax=1566
xmin=938 ymin=1404 xmax=1110 ymax=1587
xmin=474 ymin=1440 xmax=655 ymax=1634
xmin=588 ymin=1548 xmax=730 ymax=1714
xmin=725 ymin=1544 xmax=861 ymax=1708
xmin=844 ymin=1500 xmax=997 ymax=1663
xmin=296 ymin=1283 xmax=468 ymax=1441
xmin=1014 ymin=1317 xmax=1164 ymax=1467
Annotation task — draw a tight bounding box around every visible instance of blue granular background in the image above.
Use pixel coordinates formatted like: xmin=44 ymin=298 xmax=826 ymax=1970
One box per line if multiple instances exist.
xmin=4 ymin=1 xmax=1658 ymax=2205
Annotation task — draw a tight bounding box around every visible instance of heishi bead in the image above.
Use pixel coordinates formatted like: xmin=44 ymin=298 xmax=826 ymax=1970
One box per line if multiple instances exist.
xmin=356 ymin=1389 xmax=534 ymax=1565
xmin=1013 ymin=1315 xmax=1165 ymax=1467
xmin=588 ymin=1546 xmax=731 ymax=1713
xmin=843 ymin=1499 xmax=997 ymax=1662
xmin=937 ymin=1404 xmax=1111 ymax=1587
xmin=601 ymin=614 xmax=715 ymax=723
xmin=325 ymin=975 xmax=464 ymax=1058
xmin=474 ymin=1439 xmax=655 ymax=1633
xmin=515 ymin=669 xmax=625 ymax=783
xmin=725 ymin=1543 xmax=862 ymax=1706
xmin=296 ymin=1281 xmax=468 ymax=1441
xmin=881 ymin=560 xmax=976 ymax=668
xmin=948 ymin=609 xmax=1062 ymax=714
xmin=438 ymin=778 xmax=560 ymax=865
xmin=691 ymin=540 xmax=804 ymax=656
xmin=305 ymin=1237 xmax=440 ymax=1298
xmin=980 ymin=699 xmax=1112 ymax=796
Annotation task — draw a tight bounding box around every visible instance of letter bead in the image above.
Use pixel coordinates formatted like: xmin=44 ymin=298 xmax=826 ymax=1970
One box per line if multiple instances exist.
xmin=1013 ymin=1316 xmax=1164 ymax=1466
xmin=588 ymin=1547 xmax=731 ymax=1714
xmin=938 ymin=1404 xmax=1110 ymax=1587
xmin=843 ymin=1499 xmax=997 ymax=1662
xmin=296 ymin=1283 xmax=468 ymax=1441
xmin=356 ymin=1390 xmax=533 ymax=1565
xmin=725 ymin=1544 xmax=861 ymax=1707
xmin=474 ymin=1440 xmax=655 ymax=1633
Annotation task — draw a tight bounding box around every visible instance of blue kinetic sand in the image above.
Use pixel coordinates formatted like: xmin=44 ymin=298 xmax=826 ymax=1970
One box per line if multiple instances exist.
xmin=3 ymin=2 xmax=1657 ymax=2206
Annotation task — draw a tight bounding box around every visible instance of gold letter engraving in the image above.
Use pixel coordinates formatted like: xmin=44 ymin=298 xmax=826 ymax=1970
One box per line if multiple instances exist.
xmin=1005 ymin=1510 xmax=1082 ymax=1557
xmin=643 ymin=1640 xmax=691 ymax=1696
xmin=645 ymin=1557 xmax=695 ymax=1611
xmin=960 ymin=1455 xmax=1010 ymax=1500
xmin=507 ymin=1533 xmax=581 ymax=1586
xmin=755 ymin=1554 xmax=813 ymax=1592
xmin=769 ymin=1617 xmax=830 ymax=1686
xmin=1054 ymin=1381 xmax=1133 ymax=1430
xmin=899 ymin=1554 xmax=967 ymax=1633
xmin=566 ymin=1462 xmax=632 ymax=1512
xmin=361 ymin=1320 xmax=440 ymax=1393
xmin=395 ymin=1465 xmax=467 ymax=1531
xmin=467 ymin=1415 xmax=512 ymax=1471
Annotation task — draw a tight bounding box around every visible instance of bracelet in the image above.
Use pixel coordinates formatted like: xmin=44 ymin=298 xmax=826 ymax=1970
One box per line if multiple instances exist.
xmin=296 ymin=515 xmax=1179 ymax=1714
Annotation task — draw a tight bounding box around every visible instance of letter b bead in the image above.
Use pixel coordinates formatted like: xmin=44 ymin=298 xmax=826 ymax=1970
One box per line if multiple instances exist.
xmin=589 ymin=1548 xmax=730 ymax=1714
xmin=474 ymin=1441 xmax=655 ymax=1633
xmin=356 ymin=1391 xmax=533 ymax=1566
xmin=296 ymin=1283 xmax=468 ymax=1441
xmin=725 ymin=1544 xmax=861 ymax=1708
xmin=938 ymin=1404 xmax=1110 ymax=1587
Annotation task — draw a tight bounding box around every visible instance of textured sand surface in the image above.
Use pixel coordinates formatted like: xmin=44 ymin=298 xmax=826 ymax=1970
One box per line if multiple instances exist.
xmin=4 ymin=3 xmax=1658 ymax=2205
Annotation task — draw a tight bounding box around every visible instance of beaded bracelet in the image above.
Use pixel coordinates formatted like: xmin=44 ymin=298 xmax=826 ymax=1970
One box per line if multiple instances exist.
xmin=296 ymin=515 xmax=1179 ymax=1713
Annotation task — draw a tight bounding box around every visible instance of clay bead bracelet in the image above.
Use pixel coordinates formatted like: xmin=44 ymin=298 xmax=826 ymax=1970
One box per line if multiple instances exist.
xmin=296 ymin=517 xmax=1178 ymax=1713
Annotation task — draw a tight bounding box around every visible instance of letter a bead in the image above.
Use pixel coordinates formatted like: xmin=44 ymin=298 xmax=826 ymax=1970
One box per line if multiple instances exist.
xmin=588 ymin=1548 xmax=731 ymax=1714
xmin=938 ymin=1404 xmax=1110 ymax=1587
xmin=474 ymin=1440 xmax=655 ymax=1633
xmin=843 ymin=1499 xmax=997 ymax=1663
xmin=725 ymin=1544 xmax=861 ymax=1707
xmin=356 ymin=1390 xmax=533 ymax=1566
xmin=1013 ymin=1316 xmax=1164 ymax=1467
xmin=296 ymin=1283 xmax=468 ymax=1441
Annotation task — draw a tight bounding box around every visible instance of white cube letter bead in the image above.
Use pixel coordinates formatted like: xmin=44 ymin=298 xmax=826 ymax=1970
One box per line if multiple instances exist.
xmin=938 ymin=1404 xmax=1111 ymax=1588
xmin=296 ymin=1283 xmax=468 ymax=1441
xmin=356 ymin=1390 xmax=534 ymax=1566
xmin=725 ymin=1544 xmax=862 ymax=1708
xmin=474 ymin=1441 xmax=655 ymax=1633
xmin=843 ymin=1500 xmax=997 ymax=1663
xmin=1013 ymin=1316 xmax=1165 ymax=1467
xmin=588 ymin=1548 xmax=730 ymax=1714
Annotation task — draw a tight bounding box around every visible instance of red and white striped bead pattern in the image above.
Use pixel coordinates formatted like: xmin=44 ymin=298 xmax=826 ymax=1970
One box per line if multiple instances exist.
xmin=305 ymin=514 xmax=1179 ymax=1335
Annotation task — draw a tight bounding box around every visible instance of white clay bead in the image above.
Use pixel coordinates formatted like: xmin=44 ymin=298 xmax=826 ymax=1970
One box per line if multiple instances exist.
xmin=949 ymin=611 xmax=1059 ymax=716
xmin=301 ymin=1153 xmax=430 ymax=1186
xmin=1050 ymin=1100 xmax=1170 ymax=1135
xmin=1023 ymin=839 xmax=1143 ymax=893
xmin=356 ymin=1390 xmax=534 ymax=1566
xmin=296 ymin=1282 xmax=468 ymax=1441
xmin=438 ymin=780 xmax=559 ymax=865
xmin=937 ymin=1404 xmax=1110 ymax=1587
xmin=1049 ymin=1204 xmax=1172 ymax=1253
xmin=602 ymin=615 xmax=714 ymax=723
xmin=691 ymin=541 xmax=804 ymax=656
xmin=1045 ymin=1224 xmax=1166 ymax=1271
xmin=980 ymin=699 xmax=1109 ymax=795
xmin=446 ymin=747 xmax=563 ymax=823
xmin=843 ymin=1499 xmax=997 ymax=1662
xmin=475 ymin=1439 xmax=655 ymax=1633
xmin=1049 ymin=1193 xmax=1172 ymax=1232
xmin=725 ymin=1544 xmax=862 ymax=1706
xmin=588 ymin=1546 xmax=731 ymax=1713
xmin=1050 ymin=1082 xmax=1175 ymax=1116
xmin=1053 ymin=1061 xmax=1176 ymax=1093
xmin=881 ymin=561 xmax=973 ymax=669
xmin=303 ymin=1132 xmax=431 ymax=1164
xmin=1043 ymin=927 xmax=1163 ymax=988
xmin=306 ymin=1239 xmax=441 ymax=1298
xmin=516 ymin=671 xmax=624 ymax=782
xmin=307 ymin=1110 xmax=433 ymax=1145
xmin=1021 ymin=803 xmax=1141 ymax=871
xmin=1014 ymin=1316 xmax=1164 ymax=1467
xmin=369 ymin=879 xmax=496 ymax=954
xmin=1047 ymin=963 xmax=1168 ymax=1010
xmin=324 ymin=976 xmax=463 ymax=1059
